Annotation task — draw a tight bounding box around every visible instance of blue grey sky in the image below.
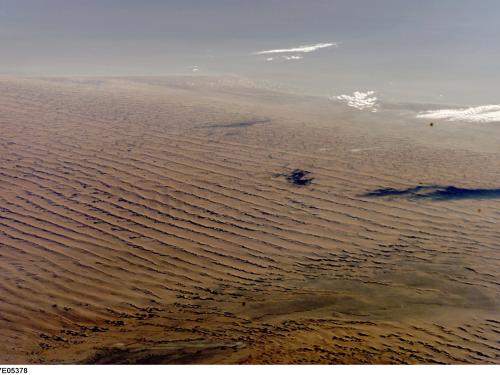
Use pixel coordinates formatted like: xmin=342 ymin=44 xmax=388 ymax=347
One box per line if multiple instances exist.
xmin=1 ymin=0 xmax=499 ymax=104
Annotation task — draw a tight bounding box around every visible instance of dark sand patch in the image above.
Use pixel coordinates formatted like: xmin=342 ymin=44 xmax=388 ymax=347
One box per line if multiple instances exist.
xmin=82 ymin=341 xmax=246 ymax=364
xmin=283 ymin=169 xmax=314 ymax=186
xmin=204 ymin=119 xmax=270 ymax=129
xmin=362 ymin=185 xmax=500 ymax=201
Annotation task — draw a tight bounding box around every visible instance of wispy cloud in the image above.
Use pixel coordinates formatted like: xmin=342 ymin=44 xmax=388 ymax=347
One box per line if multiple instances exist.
xmin=264 ymin=55 xmax=304 ymax=62
xmin=334 ymin=91 xmax=379 ymax=112
xmin=255 ymin=42 xmax=336 ymax=55
xmin=282 ymin=55 xmax=303 ymax=60
xmin=417 ymin=105 xmax=500 ymax=123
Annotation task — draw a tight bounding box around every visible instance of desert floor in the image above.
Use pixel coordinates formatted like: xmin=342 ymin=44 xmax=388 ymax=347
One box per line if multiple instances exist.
xmin=0 ymin=77 xmax=499 ymax=364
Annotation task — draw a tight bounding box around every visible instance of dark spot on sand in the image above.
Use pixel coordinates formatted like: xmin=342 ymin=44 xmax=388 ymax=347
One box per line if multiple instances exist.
xmin=89 ymin=326 xmax=108 ymax=333
xmin=285 ymin=169 xmax=314 ymax=186
xmin=203 ymin=119 xmax=270 ymax=129
xmin=362 ymin=185 xmax=500 ymax=201
xmin=105 ymin=319 xmax=125 ymax=326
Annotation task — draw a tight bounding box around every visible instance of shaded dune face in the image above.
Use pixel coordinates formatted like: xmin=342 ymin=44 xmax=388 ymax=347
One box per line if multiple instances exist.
xmin=0 ymin=77 xmax=499 ymax=364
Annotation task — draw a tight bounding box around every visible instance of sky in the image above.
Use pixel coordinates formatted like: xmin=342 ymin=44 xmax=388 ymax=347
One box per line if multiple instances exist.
xmin=1 ymin=0 xmax=499 ymax=105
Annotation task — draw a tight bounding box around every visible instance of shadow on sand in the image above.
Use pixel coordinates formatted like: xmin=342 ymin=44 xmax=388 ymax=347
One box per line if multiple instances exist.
xmin=361 ymin=185 xmax=500 ymax=201
xmin=204 ymin=119 xmax=270 ymax=129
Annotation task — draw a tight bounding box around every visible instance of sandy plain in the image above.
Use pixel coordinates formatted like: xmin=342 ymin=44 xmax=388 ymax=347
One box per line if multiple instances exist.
xmin=0 ymin=76 xmax=499 ymax=363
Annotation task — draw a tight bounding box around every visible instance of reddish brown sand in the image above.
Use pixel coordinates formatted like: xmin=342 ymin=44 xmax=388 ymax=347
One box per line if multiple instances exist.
xmin=0 ymin=77 xmax=499 ymax=364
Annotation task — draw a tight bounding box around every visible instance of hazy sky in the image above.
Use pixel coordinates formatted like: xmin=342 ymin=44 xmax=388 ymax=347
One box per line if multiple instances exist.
xmin=1 ymin=0 xmax=499 ymax=104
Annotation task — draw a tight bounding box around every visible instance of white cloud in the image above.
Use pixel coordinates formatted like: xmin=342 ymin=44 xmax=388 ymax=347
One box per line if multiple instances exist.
xmin=283 ymin=55 xmax=303 ymax=60
xmin=264 ymin=55 xmax=303 ymax=62
xmin=334 ymin=91 xmax=379 ymax=112
xmin=192 ymin=66 xmax=200 ymax=72
xmin=255 ymin=42 xmax=336 ymax=55
xmin=416 ymin=105 xmax=500 ymax=123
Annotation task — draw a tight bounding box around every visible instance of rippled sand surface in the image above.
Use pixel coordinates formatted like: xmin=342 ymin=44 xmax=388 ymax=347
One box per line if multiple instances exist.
xmin=0 ymin=77 xmax=499 ymax=364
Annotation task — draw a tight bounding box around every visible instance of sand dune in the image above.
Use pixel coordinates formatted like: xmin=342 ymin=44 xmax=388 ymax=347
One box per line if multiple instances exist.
xmin=0 ymin=77 xmax=499 ymax=363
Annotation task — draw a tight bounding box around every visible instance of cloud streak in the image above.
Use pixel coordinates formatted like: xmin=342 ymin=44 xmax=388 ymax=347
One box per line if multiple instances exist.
xmin=265 ymin=55 xmax=303 ymax=62
xmin=255 ymin=42 xmax=336 ymax=55
xmin=417 ymin=105 xmax=500 ymax=123
xmin=334 ymin=91 xmax=379 ymax=112
xmin=283 ymin=55 xmax=303 ymax=60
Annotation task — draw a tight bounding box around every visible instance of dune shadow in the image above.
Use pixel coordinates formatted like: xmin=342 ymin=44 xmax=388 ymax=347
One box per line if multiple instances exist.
xmin=204 ymin=119 xmax=270 ymax=129
xmin=361 ymin=185 xmax=500 ymax=201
